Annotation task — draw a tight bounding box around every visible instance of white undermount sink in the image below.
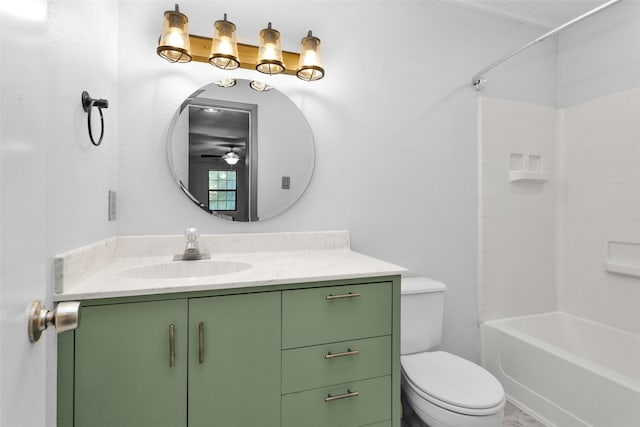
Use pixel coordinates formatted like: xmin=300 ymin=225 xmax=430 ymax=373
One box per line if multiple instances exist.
xmin=119 ymin=260 xmax=252 ymax=279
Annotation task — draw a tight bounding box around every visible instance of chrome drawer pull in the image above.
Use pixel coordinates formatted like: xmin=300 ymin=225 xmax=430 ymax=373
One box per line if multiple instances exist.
xmin=324 ymin=390 xmax=359 ymax=402
xmin=198 ymin=321 xmax=205 ymax=364
xmin=169 ymin=324 xmax=175 ymax=368
xmin=326 ymin=292 xmax=361 ymax=300
xmin=325 ymin=349 xmax=359 ymax=359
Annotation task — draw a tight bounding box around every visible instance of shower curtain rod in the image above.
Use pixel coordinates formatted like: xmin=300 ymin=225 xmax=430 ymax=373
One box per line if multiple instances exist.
xmin=471 ymin=0 xmax=624 ymax=91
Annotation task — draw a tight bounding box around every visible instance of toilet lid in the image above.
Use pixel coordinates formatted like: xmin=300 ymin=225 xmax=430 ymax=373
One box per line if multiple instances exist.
xmin=401 ymin=351 xmax=504 ymax=411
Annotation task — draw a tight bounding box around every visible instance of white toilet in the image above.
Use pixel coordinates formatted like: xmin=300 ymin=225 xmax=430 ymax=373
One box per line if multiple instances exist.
xmin=401 ymin=277 xmax=505 ymax=427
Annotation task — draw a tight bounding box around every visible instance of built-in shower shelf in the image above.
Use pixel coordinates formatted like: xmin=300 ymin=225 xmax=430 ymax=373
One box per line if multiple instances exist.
xmin=605 ymin=241 xmax=640 ymax=278
xmin=509 ymin=171 xmax=550 ymax=182
xmin=604 ymin=261 xmax=640 ymax=277
xmin=509 ymin=153 xmax=548 ymax=183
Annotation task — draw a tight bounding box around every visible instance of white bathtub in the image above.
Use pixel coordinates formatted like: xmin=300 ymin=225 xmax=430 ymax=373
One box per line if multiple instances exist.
xmin=481 ymin=312 xmax=640 ymax=427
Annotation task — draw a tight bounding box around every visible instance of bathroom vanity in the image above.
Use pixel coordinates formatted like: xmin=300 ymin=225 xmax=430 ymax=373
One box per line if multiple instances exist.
xmin=54 ymin=232 xmax=404 ymax=427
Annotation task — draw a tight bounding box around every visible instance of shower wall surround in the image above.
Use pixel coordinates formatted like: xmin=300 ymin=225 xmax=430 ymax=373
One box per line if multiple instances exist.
xmin=558 ymin=87 xmax=640 ymax=335
xmin=479 ymin=98 xmax=557 ymax=321
xmin=480 ymin=87 xmax=640 ymax=336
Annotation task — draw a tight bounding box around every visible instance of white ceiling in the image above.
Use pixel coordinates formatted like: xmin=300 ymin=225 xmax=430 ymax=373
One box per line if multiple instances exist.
xmin=447 ymin=0 xmax=614 ymax=28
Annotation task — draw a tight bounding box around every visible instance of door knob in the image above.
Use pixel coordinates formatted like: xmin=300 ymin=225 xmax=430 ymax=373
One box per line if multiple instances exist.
xmin=28 ymin=300 xmax=80 ymax=343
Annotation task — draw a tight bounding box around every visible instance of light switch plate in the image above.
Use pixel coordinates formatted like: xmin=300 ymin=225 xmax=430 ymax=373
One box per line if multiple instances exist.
xmin=108 ymin=190 xmax=116 ymax=221
xmin=282 ymin=176 xmax=290 ymax=190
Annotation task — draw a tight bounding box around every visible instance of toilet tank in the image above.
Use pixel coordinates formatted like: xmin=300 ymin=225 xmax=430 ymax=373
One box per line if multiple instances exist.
xmin=401 ymin=277 xmax=447 ymax=355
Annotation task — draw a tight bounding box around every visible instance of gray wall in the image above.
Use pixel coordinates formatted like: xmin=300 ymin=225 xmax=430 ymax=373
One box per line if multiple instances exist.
xmin=557 ymin=0 xmax=640 ymax=107
xmin=46 ymin=0 xmax=119 ymax=255
xmin=45 ymin=2 xmax=119 ymax=424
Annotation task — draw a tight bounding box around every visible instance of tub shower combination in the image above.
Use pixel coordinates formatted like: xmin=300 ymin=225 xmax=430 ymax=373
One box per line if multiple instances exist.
xmin=481 ymin=312 xmax=640 ymax=427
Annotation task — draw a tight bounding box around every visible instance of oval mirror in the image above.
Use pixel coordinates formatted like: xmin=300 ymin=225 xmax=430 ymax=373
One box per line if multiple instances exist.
xmin=167 ymin=79 xmax=315 ymax=221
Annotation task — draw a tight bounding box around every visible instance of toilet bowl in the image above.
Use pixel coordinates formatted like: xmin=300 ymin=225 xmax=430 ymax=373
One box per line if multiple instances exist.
xmin=400 ymin=278 xmax=504 ymax=427
xmin=402 ymin=351 xmax=504 ymax=427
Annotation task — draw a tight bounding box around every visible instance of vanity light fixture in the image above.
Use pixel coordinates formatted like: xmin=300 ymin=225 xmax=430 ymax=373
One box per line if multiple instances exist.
xmin=222 ymin=150 xmax=240 ymax=165
xmin=209 ymin=14 xmax=240 ymax=70
xmin=256 ymin=22 xmax=285 ymax=75
xmin=157 ymin=4 xmax=192 ymax=63
xmin=156 ymin=5 xmax=325 ymax=81
xmin=296 ymin=31 xmax=324 ymax=81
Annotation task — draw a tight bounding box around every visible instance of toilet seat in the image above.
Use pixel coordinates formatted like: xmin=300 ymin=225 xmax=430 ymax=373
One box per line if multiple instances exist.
xmin=401 ymin=351 xmax=505 ymax=416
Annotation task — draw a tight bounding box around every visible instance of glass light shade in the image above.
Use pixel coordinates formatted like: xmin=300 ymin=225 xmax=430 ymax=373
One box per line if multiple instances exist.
xmin=256 ymin=23 xmax=285 ymax=75
xmin=222 ymin=151 xmax=240 ymax=165
xmin=296 ymin=31 xmax=324 ymax=81
xmin=157 ymin=5 xmax=192 ymax=63
xmin=209 ymin=14 xmax=240 ymax=70
xmin=214 ymin=78 xmax=237 ymax=88
xmin=249 ymin=80 xmax=271 ymax=92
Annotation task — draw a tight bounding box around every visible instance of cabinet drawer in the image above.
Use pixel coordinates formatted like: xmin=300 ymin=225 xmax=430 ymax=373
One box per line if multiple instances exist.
xmin=282 ymin=282 xmax=392 ymax=349
xmin=282 ymin=376 xmax=391 ymax=427
xmin=282 ymin=336 xmax=391 ymax=394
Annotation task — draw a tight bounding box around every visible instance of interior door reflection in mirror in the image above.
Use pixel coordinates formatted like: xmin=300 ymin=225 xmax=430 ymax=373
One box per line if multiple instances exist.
xmin=167 ymin=80 xmax=315 ymax=221
xmin=187 ymin=100 xmax=257 ymax=221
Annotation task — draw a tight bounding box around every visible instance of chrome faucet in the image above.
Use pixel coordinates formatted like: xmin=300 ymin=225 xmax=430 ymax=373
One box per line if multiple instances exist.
xmin=175 ymin=227 xmax=210 ymax=261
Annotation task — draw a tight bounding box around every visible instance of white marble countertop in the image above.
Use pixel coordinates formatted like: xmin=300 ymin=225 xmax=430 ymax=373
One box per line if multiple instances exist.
xmin=53 ymin=231 xmax=406 ymax=301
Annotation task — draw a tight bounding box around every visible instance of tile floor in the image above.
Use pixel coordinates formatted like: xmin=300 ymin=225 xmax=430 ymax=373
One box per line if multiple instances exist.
xmin=502 ymin=401 xmax=547 ymax=427
xmin=400 ymin=400 xmax=547 ymax=427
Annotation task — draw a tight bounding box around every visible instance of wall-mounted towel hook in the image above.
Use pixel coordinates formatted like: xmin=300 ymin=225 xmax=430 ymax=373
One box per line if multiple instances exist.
xmin=81 ymin=90 xmax=109 ymax=146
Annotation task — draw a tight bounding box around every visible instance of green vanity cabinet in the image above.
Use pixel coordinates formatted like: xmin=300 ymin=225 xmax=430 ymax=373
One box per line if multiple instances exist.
xmin=73 ymin=299 xmax=189 ymax=427
xmin=281 ymin=281 xmax=397 ymax=427
xmin=58 ymin=276 xmax=401 ymax=427
xmin=65 ymin=293 xmax=280 ymax=427
xmin=188 ymin=292 xmax=281 ymax=427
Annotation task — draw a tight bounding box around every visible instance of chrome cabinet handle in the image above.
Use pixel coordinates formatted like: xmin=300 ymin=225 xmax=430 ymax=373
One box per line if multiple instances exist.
xmin=325 ymin=292 xmax=360 ymax=300
xmin=169 ymin=324 xmax=175 ymax=368
xmin=198 ymin=321 xmax=205 ymax=364
xmin=324 ymin=390 xmax=359 ymax=402
xmin=325 ymin=349 xmax=359 ymax=359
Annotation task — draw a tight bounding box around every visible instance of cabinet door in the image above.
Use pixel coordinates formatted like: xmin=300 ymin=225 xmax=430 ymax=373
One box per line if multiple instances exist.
xmin=74 ymin=299 xmax=188 ymax=427
xmin=189 ymin=292 xmax=281 ymax=427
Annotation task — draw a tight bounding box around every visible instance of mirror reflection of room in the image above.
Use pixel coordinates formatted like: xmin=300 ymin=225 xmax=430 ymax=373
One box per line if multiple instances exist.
xmin=186 ymin=102 xmax=257 ymax=221
xmin=167 ymin=80 xmax=315 ymax=222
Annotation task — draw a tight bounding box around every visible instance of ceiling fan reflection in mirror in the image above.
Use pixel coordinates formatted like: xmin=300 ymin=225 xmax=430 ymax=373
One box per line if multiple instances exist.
xmin=200 ymin=145 xmax=243 ymax=165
